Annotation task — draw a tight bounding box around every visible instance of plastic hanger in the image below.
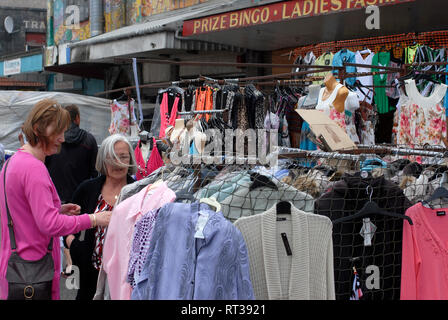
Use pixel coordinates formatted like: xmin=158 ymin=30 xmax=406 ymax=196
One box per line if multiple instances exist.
xmin=249 ymin=173 xmax=278 ymax=192
xmin=423 ymin=187 xmax=448 ymax=209
xmin=422 ymin=172 xmax=448 ymax=209
xmin=276 ymin=201 xmax=291 ymax=214
xmin=199 ymin=196 xmax=221 ymax=212
xmin=333 ymin=186 xmax=413 ymax=225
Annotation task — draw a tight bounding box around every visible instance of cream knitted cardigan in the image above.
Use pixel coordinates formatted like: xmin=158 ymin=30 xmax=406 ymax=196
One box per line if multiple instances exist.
xmin=234 ymin=204 xmax=335 ymax=300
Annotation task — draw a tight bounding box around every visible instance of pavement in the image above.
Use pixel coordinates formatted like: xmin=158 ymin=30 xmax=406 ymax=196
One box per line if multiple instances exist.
xmin=59 ymin=252 xmax=78 ymax=300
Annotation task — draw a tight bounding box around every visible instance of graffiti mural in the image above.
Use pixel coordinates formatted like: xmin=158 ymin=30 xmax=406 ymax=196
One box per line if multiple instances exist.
xmin=141 ymin=0 xmax=210 ymax=18
xmin=126 ymin=0 xmax=143 ymax=25
xmin=104 ymin=0 xmax=126 ymax=33
xmin=53 ymin=0 xmax=90 ymax=45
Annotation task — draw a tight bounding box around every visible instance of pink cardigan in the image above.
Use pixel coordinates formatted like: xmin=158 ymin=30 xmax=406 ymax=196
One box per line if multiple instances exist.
xmin=401 ymin=202 xmax=448 ymax=300
xmin=101 ymin=182 xmax=176 ymax=300
xmin=0 ymin=150 xmax=91 ymax=300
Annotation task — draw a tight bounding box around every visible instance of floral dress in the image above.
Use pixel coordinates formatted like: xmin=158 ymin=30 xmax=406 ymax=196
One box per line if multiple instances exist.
xmin=109 ymin=99 xmax=140 ymax=137
xmin=398 ymin=79 xmax=447 ymax=162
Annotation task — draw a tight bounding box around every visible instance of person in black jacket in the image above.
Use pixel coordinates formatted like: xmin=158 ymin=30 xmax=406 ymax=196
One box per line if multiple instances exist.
xmin=64 ymin=134 xmax=136 ymax=300
xmin=45 ymin=104 xmax=98 ymax=203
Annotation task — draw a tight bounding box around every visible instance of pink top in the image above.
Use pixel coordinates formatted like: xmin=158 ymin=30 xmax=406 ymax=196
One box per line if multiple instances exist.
xmin=101 ymin=182 xmax=176 ymax=300
xmin=401 ymin=202 xmax=448 ymax=300
xmin=158 ymin=92 xmax=180 ymax=139
xmin=147 ymin=138 xmax=164 ymax=176
xmin=0 ymin=150 xmax=91 ymax=300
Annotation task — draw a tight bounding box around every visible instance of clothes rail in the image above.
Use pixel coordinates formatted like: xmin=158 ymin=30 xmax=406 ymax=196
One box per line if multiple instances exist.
xmin=95 ymin=66 xmax=337 ymax=96
xmin=177 ymin=109 xmax=229 ymax=116
xmin=370 ymin=144 xmax=448 ymax=152
xmin=352 ymin=145 xmax=447 ymax=158
xmin=113 ymin=57 xmax=346 ymax=70
xmin=95 ymin=77 xmax=208 ymax=96
xmin=274 ymin=147 xmax=365 ymax=161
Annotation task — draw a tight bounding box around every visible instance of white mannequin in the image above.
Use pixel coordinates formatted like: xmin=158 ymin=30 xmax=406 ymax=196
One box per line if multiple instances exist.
xmin=140 ymin=141 xmax=151 ymax=162
xmin=297 ymin=84 xmax=321 ymax=108
xmin=170 ymin=119 xmax=187 ymax=146
xmin=138 ymin=130 xmax=151 ymax=162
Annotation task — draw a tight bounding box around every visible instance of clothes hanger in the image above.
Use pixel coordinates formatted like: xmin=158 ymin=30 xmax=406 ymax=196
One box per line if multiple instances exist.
xmin=276 ymin=201 xmax=291 ymax=214
xmin=333 ymin=185 xmax=414 ymax=225
xmin=422 ymin=172 xmax=448 ymax=209
xmin=249 ymin=173 xmax=278 ymax=192
xmin=199 ymin=196 xmax=221 ymax=212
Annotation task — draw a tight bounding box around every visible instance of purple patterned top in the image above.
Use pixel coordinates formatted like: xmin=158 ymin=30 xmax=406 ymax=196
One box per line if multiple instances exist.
xmin=127 ymin=208 xmax=159 ymax=288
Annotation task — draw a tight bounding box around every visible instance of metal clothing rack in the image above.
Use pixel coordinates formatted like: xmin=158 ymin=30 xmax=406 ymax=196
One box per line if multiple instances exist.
xmin=275 ymin=146 xmax=447 ymax=160
xmin=97 ymin=59 xmax=448 ymax=96
xmin=274 ymin=147 xmax=366 ymax=162
xmin=353 ymin=145 xmax=448 ymax=158
xmin=177 ymin=109 xmax=229 ymax=116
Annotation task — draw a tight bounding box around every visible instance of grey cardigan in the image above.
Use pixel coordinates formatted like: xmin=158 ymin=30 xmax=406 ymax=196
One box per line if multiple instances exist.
xmin=234 ymin=204 xmax=335 ymax=300
xmin=221 ymin=179 xmax=315 ymax=222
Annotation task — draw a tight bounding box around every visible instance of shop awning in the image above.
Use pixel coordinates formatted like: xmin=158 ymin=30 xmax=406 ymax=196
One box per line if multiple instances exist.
xmin=44 ymin=62 xmax=113 ymax=80
xmin=182 ymin=0 xmax=448 ymax=51
xmin=69 ymin=0 xmax=245 ymax=63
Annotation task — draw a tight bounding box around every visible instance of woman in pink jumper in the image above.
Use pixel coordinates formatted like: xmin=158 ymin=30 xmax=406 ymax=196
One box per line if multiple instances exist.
xmin=0 ymin=99 xmax=111 ymax=300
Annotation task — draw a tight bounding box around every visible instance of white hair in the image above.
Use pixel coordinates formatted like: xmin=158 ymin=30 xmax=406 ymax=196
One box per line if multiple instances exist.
xmin=96 ymin=134 xmax=137 ymax=176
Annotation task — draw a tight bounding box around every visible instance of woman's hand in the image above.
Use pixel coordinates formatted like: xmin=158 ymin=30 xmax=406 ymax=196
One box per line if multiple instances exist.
xmin=91 ymin=211 xmax=112 ymax=228
xmin=60 ymin=203 xmax=81 ymax=216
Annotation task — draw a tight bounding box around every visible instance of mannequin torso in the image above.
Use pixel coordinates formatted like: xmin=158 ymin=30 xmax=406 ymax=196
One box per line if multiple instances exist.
xmin=320 ymin=73 xmax=348 ymax=113
xmin=140 ymin=141 xmax=151 ymax=163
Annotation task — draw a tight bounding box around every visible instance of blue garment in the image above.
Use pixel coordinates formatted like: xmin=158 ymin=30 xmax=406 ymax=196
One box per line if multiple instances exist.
xmin=332 ymin=49 xmax=357 ymax=86
xmin=190 ymin=140 xmax=199 ymax=155
xmin=361 ymin=158 xmax=388 ymax=172
xmin=445 ymin=63 xmax=448 ymax=116
xmin=299 ymin=122 xmax=317 ymax=167
xmin=274 ymin=169 xmax=289 ymax=180
xmin=132 ymin=202 xmax=255 ymax=300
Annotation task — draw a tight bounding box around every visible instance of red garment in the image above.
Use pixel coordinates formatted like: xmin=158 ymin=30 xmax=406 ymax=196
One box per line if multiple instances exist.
xmin=158 ymin=93 xmax=180 ymax=138
xmin=147 ymin=138 xmax=164 ymax=175
xmin=134 ymin=140 xmax=149 ymax=181
xmin=401 ymin=202 xmax=448 ymax=300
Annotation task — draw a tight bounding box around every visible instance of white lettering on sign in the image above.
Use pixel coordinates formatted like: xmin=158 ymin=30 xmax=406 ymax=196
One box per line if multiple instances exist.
xmin=23 ymin=20 xmax=46 ymax=30
xmin=4 ymin=59 xmax=21 ymax=76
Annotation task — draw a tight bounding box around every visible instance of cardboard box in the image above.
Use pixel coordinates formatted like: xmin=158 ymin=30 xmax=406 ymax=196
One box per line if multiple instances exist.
xmin=296 ymin=109 xmax=357 ymax=151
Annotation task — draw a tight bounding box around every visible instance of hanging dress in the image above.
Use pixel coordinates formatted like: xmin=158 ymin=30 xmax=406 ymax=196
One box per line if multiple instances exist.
xmin=109 ymin=99 xmax=140 ymax=137
xmin=158 ymin=93 xmax=180 ymax=139
xmin=372 ymin=52 xmax=391 ymax=115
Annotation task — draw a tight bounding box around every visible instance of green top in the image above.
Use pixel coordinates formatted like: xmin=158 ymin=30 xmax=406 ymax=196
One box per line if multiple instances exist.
xmin=404 ymin=44 xmax=421 ymax=64
xmin=373 ymin=52 xmax=391 ymax=114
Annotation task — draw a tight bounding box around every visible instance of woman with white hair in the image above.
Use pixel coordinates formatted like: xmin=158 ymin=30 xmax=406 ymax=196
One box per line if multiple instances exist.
xmin=64 ymin=134 xmax=136 ymax=300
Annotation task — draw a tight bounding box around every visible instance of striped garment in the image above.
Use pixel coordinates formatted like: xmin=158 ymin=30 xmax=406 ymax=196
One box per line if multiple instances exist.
xmin=92 ymin=194 xmax=114 ymax=271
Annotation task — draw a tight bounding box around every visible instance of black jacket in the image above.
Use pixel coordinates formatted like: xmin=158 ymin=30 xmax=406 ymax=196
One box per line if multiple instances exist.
xmin=315 ymin=173 xmax=412 ymax=300
xmin=45 ymin=123 xmax=98 ymax=203
xmin=66 ymin=174 xmax=135 ymax=300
